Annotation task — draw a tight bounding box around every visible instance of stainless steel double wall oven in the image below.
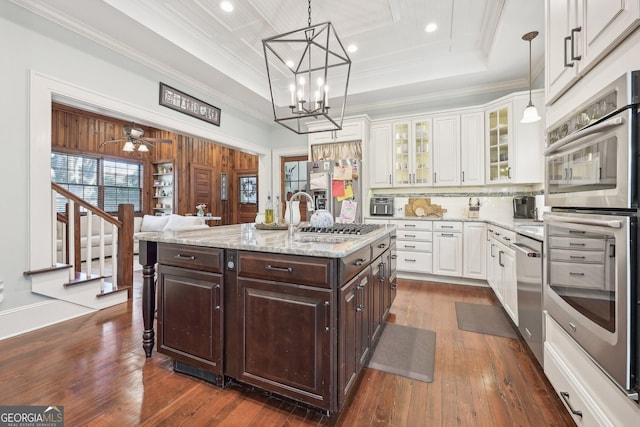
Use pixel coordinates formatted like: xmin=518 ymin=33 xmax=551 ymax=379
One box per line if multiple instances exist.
xmin=543 ymin=70 xmax=640 ymax=402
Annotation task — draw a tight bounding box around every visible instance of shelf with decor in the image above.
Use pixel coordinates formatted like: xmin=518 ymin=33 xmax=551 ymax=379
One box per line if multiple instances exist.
xmin=152 ymin=161 xmax=175 ymax=216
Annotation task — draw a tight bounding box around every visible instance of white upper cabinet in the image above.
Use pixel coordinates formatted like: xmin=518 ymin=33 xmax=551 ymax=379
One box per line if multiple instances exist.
xmin=460 ymin=111 xmax=485 ymax=186
xmin=308 ymin=120 xmax=364 ymax=145
xmin=433 ymin=115 xmax=461 ymax=187
xmin=546 ymin=0 xmax=640 ymax=103
xmin=392 ymin=118 xmax=433 ymax=187
xmin=368 ymin=123 xmax=393 ymax=188
xmin=485 ymin=91 xmax=544 ymax=185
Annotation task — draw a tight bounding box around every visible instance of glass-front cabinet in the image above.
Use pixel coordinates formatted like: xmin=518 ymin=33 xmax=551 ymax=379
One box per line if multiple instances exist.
xmin=393 ymin=118 xmax=432 ymax=187
xmin=486 ymin=104 xmax=512 ymax=182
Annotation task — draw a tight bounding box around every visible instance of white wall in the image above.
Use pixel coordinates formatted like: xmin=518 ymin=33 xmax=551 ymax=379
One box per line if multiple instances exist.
xmin=0 ymin=2 xmax=307 ymax=323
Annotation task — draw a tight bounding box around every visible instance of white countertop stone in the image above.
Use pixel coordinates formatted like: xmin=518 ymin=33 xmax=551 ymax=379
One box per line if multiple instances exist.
xmin=139 ymin=223 xmax=396 ymax=258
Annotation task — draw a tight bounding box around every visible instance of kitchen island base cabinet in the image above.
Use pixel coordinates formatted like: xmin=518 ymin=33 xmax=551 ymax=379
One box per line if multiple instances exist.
xmin=236 ymin=277 xmax=333 ymax=411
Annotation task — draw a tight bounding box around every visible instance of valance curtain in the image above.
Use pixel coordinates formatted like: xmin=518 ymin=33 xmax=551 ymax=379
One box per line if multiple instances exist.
xmin=310 ymin=140 xmax=362 ymax=161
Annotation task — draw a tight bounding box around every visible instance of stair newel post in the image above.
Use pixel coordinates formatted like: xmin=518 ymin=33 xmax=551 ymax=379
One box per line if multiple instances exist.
xmin=139 ymin=240 xmax=157 ymax=357
xmin=73 ymin=202 xmax=81 ymax=274
xmin=117 ymin=204 xmax=134 ymax=296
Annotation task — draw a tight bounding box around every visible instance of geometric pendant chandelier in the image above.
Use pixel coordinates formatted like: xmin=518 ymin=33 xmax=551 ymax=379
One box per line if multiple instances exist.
xmin=262 ymin=0 xmax=351 ymax=134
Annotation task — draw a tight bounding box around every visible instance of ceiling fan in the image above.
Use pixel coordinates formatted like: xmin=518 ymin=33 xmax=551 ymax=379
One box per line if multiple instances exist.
xmin=100 ymin=125 xmax=172 ymax=152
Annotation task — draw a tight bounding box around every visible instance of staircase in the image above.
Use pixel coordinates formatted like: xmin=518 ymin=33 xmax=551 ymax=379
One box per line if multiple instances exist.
xmin=24 ymin=183 xmax=134 ymax=310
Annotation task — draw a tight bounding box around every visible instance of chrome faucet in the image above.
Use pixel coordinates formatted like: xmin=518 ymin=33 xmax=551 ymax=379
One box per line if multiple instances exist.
xmin=288 ymin=191 xmax=315 ymax=237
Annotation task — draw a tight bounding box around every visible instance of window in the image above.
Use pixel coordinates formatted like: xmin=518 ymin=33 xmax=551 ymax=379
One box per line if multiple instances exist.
xmin=51 ymin=152 xmax=143 ymax=213
xmin=239 ymin=176 xmax=257 ymax=204
xmin=283 ymin=158 xmax=308 ymax=201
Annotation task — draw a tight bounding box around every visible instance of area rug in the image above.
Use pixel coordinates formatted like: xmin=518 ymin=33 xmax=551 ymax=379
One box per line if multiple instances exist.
xmin=367 ymin=323 xmax=436 ymax=383
xmin=455 ymin=302 xmax=518 ymax=339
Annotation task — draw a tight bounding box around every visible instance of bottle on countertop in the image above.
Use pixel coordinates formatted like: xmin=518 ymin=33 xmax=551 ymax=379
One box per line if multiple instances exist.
xmin=265 ymin=195 xmax=274 ymax=225
xmin=274 ymin=195 xmax=281 ymax=225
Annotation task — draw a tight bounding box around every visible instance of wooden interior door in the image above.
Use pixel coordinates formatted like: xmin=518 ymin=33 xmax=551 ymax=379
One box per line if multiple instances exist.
xmin=191 ymin=165 xmax=213 ymax=216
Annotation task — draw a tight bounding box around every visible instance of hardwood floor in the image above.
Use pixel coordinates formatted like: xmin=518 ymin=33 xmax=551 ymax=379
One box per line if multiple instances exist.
xmin=0 ymin=275 xmax=575 ymax=426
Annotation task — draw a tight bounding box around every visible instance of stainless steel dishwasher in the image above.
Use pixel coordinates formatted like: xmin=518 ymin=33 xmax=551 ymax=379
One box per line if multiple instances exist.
xmin=513 ymin=232 xmax=543 ymax=367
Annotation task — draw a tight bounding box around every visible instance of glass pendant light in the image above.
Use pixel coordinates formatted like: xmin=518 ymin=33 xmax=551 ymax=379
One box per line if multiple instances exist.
xmin=122 ymin=140 xmax=135 ymax=152
xmin=521 ymin=31 xmax=541 ymax=124
xmin=137 ymin=143 xmax=149 ymax=152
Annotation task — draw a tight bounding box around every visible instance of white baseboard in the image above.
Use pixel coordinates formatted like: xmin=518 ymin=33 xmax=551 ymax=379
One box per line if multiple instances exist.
xmin=397 ymin=272 xmax=489 ymax=287
xmin=0 ymin=300 xmax=94 ymax=341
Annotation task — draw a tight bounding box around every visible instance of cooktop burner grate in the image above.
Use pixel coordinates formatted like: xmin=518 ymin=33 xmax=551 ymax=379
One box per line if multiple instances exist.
xmin=298 ymin=223 xmax=381 ymax=235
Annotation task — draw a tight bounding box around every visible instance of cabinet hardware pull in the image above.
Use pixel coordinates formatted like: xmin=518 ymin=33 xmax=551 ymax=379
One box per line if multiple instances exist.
xmin=391 ymin=284 xmax=398 ymax=290
xmin=391 ymin=254 xmax=397 ymax=259
xmin=404 ymin=224 xmax=416 ymax=228
xmin=569 ymin=242 xmax=585 ymax=246
xmin=324 ymin=301 xmax=330 ymax=331
xmin=215 ymin=284 xmax=221 ymax=310
xmin=563 ymin=36 xmax=574 ymax=67
xmin=570 ymin=27 xmax=582 ymax=61
xmin=568 ymin=230 xmax=586 ymax=234
xmin=378 ymin=243 xmax=387 ymax=248
xmin=560 ymin=392 xmax=583 ymax=418
xmin=404 ymin=245 xmax=416 ymax=249
xmin=380 ymin=262 xmax=386 ymax=282
xmin=390 ymin=235 xmax=397 ymax=239
xmin=442 ymin=225 xmax=453 ymax=228
xmin=507 ymin=166 xmax=511 ymax=179
xmin=405 ymin=258 xmax=416 ymax=262
xmin=389 ymin=174 xmax=392 ymax=185
xmin=499 ymin=251 xmax=504 ymax=267
xmin=405 ymin=234 xmax=416 ymax=238
xmin=569 ymin=272 xmax=584 ymax=276
xmin=174 ymin=254 xmax=196 ymax=260
xmin=265 ymin=265 xmax=293 ymax=272
xmin=504 ymin=237 xmax=511 ymax=241
xmin=462 ymin=171 xmax=465 ymax=182
xmin=441 ymin=233 xmax=454 ymax=237
xmin=434 ymin=172 xmax=437 ymax=183
xmin=356 ymin=304 xmax=364 ymax=312
xmin=354 ymin=258 xmax=366 ymax=266
xmin=569 ymin=255 xmax=586 ymax=259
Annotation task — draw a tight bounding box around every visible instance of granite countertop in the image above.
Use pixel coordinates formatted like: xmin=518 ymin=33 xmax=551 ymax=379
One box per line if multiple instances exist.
xmin=139 ymin=223 xmax=396 ymax=258
xmin=366 ymin=216 xmax=544 ymax=241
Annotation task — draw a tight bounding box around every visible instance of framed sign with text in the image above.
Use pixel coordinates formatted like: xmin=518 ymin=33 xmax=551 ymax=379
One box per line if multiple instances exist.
xmin=159 ymin=82 xmax=221 ymax=126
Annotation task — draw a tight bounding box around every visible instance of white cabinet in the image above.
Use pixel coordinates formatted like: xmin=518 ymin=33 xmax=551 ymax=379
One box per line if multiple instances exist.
xmin=545 ymin=0 xmax=640 ymax=103
xmin=392 ymin=118 xmax=432 ymax=187
xmin=487 ymin=225 xmax=517 ymax=325
xmin=391 ymin=220 xmax=432 ymax=274
xmin=485 ymin=91 xmax=544 ymax=185
xmin=368 ymin=123 xmax=393 ymax=188
xmin=463 ymin=222 xmax=487 ymax=280
xmin=433 ymin=116 xmax=461 ymax=187
xmin=544 ymin=313 xmax=640 ymax=426
xmin=432 ymin=221 xmax=462 ymax=276
xmin=308 ymin=120 xmax=364 ymax=145
xmin=460 ymin=112 xmax=485 ymax=186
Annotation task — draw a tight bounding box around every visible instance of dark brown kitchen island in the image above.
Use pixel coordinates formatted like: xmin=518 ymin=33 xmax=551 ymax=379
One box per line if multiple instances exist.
xmin=138 ymin=223 xmax=396 ymax=415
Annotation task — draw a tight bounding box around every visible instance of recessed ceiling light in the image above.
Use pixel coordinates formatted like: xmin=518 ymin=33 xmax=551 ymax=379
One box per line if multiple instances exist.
xmin=425 ymin=22 xmax=438 ymax=33
xmin=347 ymin=44 xmax=358 ymax=53
xmin=220 ymin=1 xmax=234 ymax=12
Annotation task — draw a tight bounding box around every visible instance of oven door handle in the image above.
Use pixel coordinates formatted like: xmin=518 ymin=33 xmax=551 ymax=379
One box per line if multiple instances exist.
xmin=545 ymin=214 xmax=622 ymax=229
xmin=543 ymin=116 xmax=624 ymax=156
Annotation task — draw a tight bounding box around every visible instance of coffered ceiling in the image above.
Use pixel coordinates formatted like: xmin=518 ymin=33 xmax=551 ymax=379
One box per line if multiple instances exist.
xmin=9 ymin=0 xmax=545 ymax=122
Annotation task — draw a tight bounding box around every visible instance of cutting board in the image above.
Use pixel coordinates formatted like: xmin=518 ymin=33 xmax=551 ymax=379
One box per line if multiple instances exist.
xmin=405 ymin=198 xmax=447 ymax=218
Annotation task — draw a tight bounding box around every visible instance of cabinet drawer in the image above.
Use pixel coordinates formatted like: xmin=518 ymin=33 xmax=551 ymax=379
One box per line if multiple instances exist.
xmin=390 ymin=220 xmax=432 ymax=231
xmin=433 ymin=221 xmax=462 ymax=232
xmin=397 ymin=241 xmax=432 ymax=252
xmin=397 ymin=251 xmax=432 ymax=273
xmin=550 ymin=249 xmax=604 ymax=263
xmin=548 ymin=262 xmax=606 ymax=290
xmin=397 ymin=230 xmax=432 ymax=241
xmin=548 ymin=236 xmax=606 ymax=251
xmin=339 ymin=246 xmax=372 ymax=285
xmin=238 ymin=251 xmax=334 ymax=288
xmin=371 ymin=235 xmax=391 ymax=260
xmin=158 ymin=243 xmax=223 ymax=273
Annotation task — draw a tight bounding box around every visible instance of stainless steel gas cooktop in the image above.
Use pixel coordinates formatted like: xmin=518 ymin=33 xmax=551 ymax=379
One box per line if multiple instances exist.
xmin=298 ymin=223 xmax=381 ymax=235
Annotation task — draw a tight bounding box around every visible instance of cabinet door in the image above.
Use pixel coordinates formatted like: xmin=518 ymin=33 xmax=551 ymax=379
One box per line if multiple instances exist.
xmin=460 ymin=112 xmax=485 ymax=186
xmin=369 ymin=124 xmax=393 ymax=188
xmin=370 ymin=258 xmax=384 ymax=343
xmin=502 ymin=248 xmax=518 ymax=325
xmin=237 ymin=277 xmax=332 ymax=410
xmin=393 ymin=122 xmax=412 ymax=186
xmin=157 ymin=265 xmax=223 ymax=374
xmin=412 ymin=119 xmax=432 ymax=186
xmin=492 ymin=244 xmax=505 ymax=303
xmin=339 ymin=269 xmax=370 ymax=408
xmin=581 ymin=0 xmax=640 ymax=72
xmin=486 ymin=103 xmax=513 ymax=183
xmin=433 ymin=116 xmax=460 ymax=186
xmin=546 ymin=0 xmax=579 ymax=103
xmin=463 ymin=222 xmax=487 ymax=279
xmin=433 ymin=232 xmax=463 ymax=276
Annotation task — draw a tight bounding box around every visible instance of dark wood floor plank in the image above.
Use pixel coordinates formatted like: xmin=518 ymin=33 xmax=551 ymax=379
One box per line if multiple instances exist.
xmin=0 ymin=275 xmax=576 ymax=426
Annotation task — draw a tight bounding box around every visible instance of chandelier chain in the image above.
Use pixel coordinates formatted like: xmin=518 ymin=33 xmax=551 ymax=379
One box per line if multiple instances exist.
xmin=308 ymin=0 xmax=312 ymax=27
